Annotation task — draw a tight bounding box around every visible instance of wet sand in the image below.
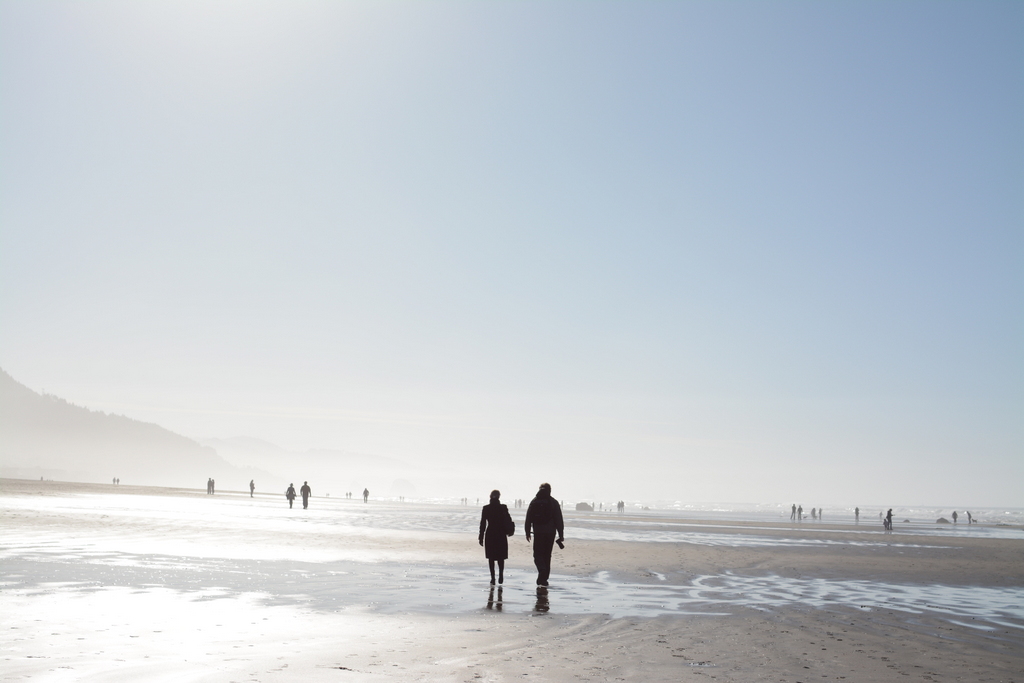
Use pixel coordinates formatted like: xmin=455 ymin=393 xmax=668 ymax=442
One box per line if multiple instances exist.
xmin=2 ymin=478 xmax=1022 ymax=682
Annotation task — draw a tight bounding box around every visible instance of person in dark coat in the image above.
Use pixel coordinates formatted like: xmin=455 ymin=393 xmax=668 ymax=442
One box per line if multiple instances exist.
xmin=479 ymin=489 xmax=512 ymax=584
xmin=286 ymin=483 xmax=296 ymax=508
xmin=525 ymin=482 xmax=564 ymax=586
xmin=300 ymin=481 xmax=311 ymax=509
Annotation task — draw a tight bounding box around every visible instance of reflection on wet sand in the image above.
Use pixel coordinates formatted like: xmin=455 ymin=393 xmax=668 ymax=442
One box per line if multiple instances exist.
xmin=534 ymin=587 xmax=549 ymax=614
xmin=5 ymin=546 xmax=1023 ymax=628
xmin=486 ymin=585 xmax=503 ymax=611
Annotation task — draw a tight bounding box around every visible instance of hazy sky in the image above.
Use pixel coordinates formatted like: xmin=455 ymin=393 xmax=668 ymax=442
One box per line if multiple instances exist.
xmin=2 ymin=1 xmax=1021 ymax=506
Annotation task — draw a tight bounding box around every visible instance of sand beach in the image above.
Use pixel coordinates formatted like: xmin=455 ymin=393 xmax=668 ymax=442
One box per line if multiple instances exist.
xmin=2 ymin=479 xmax=1022 ymax=682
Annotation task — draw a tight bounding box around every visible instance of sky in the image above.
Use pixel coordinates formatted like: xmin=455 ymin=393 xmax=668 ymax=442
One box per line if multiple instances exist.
xmin=1 ymin=1 xmax=1021 ymax=506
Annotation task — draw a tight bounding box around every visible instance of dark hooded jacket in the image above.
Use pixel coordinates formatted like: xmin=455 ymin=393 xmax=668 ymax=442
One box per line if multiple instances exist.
xmin=525 ymin=489 xmax=564 ymax=538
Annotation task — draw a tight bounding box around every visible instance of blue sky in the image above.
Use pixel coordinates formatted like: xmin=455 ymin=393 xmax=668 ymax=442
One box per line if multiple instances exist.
xmin=1 ymin=1 xmax=1021 ymax=505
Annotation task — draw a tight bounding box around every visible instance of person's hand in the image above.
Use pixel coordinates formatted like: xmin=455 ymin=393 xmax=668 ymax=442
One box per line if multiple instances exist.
xmin=526 ymin=532 xmax=531 ymax=542
xmin=478 ymin=536 xmax=484 ymax=546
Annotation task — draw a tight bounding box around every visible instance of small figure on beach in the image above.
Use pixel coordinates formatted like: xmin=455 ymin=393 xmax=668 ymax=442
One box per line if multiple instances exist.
xmin=250 ymin=480 xmax=255 ymax=498
xmin=286 ymin=483 xmax=297 ymax=508
xmin=479 ymin=489 xmax=514 ymax=585
xmin=300 ymin=481 xmax=311 ymax=509
xmin=819 ymin=508 xmax=823 ymax=521
xmin=811 ymin=507 xmax=817 ymax=521
xmin=206 ymin=478 xmax=212 ymax=494
xmin=855 ymin=507 xmax=860 ymax=523
xmin=363 ymin=488 xmax=369 ymax=503
xmin=791 ymin=504 xmax=797 ymax=521
xmin=966 ymin=511 xmax=973 ymax=524
xmin=951 ymin=510 xmax=958 ymax=524
xmin=525 ymin=482 xmax=564 ymax=587
xmin=884 ymin=508 xmax=893 ymax=531
xmin=797 ymin=505 xmax=803 ymax=521
xmin=211 ymin=479 xmax=215 ymax=494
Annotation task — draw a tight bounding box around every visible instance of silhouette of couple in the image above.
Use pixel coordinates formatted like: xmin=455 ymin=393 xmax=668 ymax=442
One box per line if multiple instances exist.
xmin=480 ymin=483 xmax=564 ymax=589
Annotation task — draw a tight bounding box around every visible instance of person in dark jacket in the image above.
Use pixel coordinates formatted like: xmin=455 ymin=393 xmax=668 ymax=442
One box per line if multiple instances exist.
xmin=479 ymin=489 xmax=513 ymax=585
xmin=286 ymin=483 xmax=296 ymax=508
xmin=300 ymin=481 xmax=311 ymax=509
xmin=525 ymin=482 xmax=564 ymax=586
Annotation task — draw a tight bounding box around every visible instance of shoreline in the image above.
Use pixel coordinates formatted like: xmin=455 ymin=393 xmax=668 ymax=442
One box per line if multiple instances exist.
xmin=4 ymin=477 xmax=1020 ymax=526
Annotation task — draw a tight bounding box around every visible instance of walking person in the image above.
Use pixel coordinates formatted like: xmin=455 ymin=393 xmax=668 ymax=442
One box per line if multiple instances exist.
xmin=363 ymin=488 xmax=369 ymax=503
xmin=884 ymin=508 xmax=893 ymax=531
xmin=300 ymin=481 xmax=312 ymax=509
xmin=250 ymin=480 xmax=255 ymax=498
xmin=525 ymin=483 xmax=564 ymax=587
xmin=286 ymin=483 xmax=297 ymax=509
xmin=479 ymin=489 xmax=514 ymax=585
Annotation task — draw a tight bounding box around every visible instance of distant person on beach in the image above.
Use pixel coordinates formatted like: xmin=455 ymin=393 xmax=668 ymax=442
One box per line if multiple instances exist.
xmin=966 ymin=511 xmax=973 ymax=524
xmin=286 ymin=483 xmax=297 ymax=508
xmin=811 ymin=507 xmax=817 ymax=520
xmin=797 ymin=505 xmax=803 ymax=521
xmin=250 ymin=480 xmax=255 ymax=498
xmin=211 ymin=479 xmax=215 ymax=495
xmin=952 ymin=510 xmax=957 ymax=524
xmin=819 ymin=508 xmax=823 ymax=521
xmin=479 ymin=489 xmax=514 ymax=585
xmin=363 ymin=488 xmax=369 ymax=503
xmin=884 ymin=508 xmax=893 ymax=531
xmin=855 ymin=507 xmax=860 ymax=523
xmin=525 ymin=482 xmax=564 ymax=587
xmin=300 ymin=481 xmax=311 ymax=509
xmin=206 ymin=478 xmax=212 ymax=494
xmin=791 ymin=504 xmax=797 ymax=521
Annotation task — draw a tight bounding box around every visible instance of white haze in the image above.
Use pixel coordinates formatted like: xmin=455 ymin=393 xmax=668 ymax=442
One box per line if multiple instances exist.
xmin=1 ymin=2 xmax=1021 ymax=508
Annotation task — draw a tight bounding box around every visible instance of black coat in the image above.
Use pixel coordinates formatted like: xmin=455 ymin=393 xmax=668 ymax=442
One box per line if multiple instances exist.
xmin=479 ymin=502 xmax=511 ymax=560
xmin=525 ymin=492 xmax=564 ymax=538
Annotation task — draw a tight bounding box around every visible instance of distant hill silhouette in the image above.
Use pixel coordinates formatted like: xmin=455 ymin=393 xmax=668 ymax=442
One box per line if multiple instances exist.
xmin=0 ymin=368 xmax=267 ymax=489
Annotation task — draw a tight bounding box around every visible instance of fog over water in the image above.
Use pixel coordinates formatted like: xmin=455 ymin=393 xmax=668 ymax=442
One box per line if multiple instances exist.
xmin=1 ymin=2 xmax=1021 ymax=507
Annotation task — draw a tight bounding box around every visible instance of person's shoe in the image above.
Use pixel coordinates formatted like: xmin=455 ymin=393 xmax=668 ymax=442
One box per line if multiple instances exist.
xmin=498 ymin=575 xmax=503 ymax=584
xmin=539 ymin=580 xmax=549 ymax=586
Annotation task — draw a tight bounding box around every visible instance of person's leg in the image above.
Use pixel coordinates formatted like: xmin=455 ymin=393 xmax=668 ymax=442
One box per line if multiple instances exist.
xmin=488 ymin=559 xmax=496 ymax=584
xmin=497 ymin=559 xmax=504 ymax=584
xmin=533 ymin=533 xmax=555 ymax=585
